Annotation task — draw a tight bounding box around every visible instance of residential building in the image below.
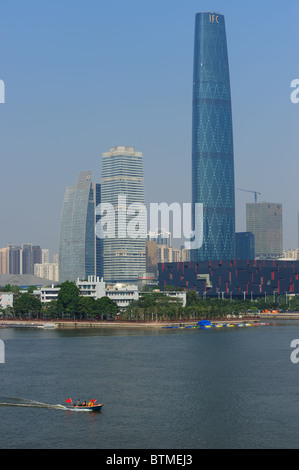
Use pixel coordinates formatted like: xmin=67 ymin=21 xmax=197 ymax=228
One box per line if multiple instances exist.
xmin=146 ymin=241 xmax=191 ymax=277
xmin=21 ymin=244 xmax=42 ymax=274
xmin=279 ymin=249 xmax=299 ymax=260
xmin=42 ymin=249 xmax=49 ymax=264
xmin=191 ymin=12 xmax=235 ymax=261
xmin=157 ymin=245 xmax=173 ymax=263
xmin=0 ymin=244 xmax=42 ymax=275
xmin=148 ymin=229 xmax=172 ymax=247
xmin=157 ymin=245 xmax=191 ymax=264
xmin=146 ymin=240 xmax=158 ymax=276
xmin=9 ymin=245 xmax=22 ymax=274
xmin=0 ymin=246 xmax=9 ymax=274
xmin=34 ymin=262 xmax=59 ymax=282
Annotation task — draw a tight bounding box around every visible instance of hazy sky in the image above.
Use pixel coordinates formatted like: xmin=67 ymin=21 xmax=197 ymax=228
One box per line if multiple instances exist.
xmin=0 ymin=0 xmax=298 ymax=258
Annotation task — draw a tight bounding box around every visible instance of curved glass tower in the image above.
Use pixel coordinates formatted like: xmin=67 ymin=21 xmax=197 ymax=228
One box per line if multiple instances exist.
xmin=192 ymin=12 xmax=235 ymax=261
xmin=59 ymin=171 xmax=98 ymax=282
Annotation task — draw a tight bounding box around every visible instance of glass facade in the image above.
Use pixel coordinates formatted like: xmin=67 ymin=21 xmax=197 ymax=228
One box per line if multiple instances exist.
xmin=59 ymin=171 xmax=97 ymax=282
xmin=95 ymin=183 xmax=102 ymax=278
xmin=236 ymin=232 xmax=255 ymax=260
xmin=192 ymin=12 xmax=235 ymax=261
xmin=100 ymin=146 xmax=146 ymax=283
xmin=246 ymin=202 xmax=283 ymax=258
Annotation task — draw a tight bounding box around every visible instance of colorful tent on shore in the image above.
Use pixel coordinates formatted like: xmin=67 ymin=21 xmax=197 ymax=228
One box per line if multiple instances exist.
xmin=197 ymin=320 xmax=211 ymax=326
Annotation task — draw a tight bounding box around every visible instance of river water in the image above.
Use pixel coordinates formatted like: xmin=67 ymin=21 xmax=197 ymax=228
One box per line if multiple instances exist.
xmin=1 ymin=320 xmax=299 ymax=449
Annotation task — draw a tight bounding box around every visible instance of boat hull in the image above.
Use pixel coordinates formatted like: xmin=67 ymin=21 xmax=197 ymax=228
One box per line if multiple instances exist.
xmin=70 ymin=403 xmax=103 ymax=412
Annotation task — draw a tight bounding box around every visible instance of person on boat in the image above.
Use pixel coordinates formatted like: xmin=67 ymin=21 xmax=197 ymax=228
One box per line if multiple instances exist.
xmin=88 ymin=400 xmax=94 ymax=406
xmin=77 ymin=399 xmax=82 ymax=406
xmin=82 ymin=401 xmax=87 ymax=406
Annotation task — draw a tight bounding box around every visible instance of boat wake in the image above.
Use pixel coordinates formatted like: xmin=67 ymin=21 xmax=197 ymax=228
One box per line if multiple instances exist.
xmin=0 ymin=397 xmax=68 ymax=411
xmin=0 ymin=397 xmax=101 ymax=412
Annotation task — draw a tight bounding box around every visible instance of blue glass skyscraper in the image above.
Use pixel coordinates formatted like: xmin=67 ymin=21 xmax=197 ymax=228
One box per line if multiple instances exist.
xmin=192 ymin=12 xmax=235 ymax=261
xmin=59 ymin=171 xmax=100 ymax=282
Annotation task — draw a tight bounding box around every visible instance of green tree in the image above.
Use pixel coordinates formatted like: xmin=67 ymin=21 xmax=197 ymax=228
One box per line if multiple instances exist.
xmin=27 ymin=285 xmax=37 ymax=294
xmin=95 ymin=296 xmax=118 ymax=320
xmin=123 ymin=292 xmax=185 ymax=322
xmin=57 ymin=281 xmax=80 ymax=317
xmin=14 ymin=293 xmax=42 ymax=318
xmin=163 ymin=285 xmax=176 ymax=291
xmin=186 ymin=290 xmax=199 ymax=306
xmin=41 ymin=300 xmax=59 ymax=319
xmin=3 ymin=284 xmax=20 ymax=295
xmin=77 ymin=296 xmax=96 ymax=319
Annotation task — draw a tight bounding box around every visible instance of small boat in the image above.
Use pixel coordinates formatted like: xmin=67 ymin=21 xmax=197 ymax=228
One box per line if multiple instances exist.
xmin=71 ymin=403 xmax=103 ymax=412
xmin=65 ymin=398 xmax=103 ymax=411
xmin=42 ymin=323 xmax=56 ymax=329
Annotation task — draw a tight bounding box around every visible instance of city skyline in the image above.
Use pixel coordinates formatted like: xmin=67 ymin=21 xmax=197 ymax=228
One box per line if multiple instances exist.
xmin=0 ymin=1 xmax=298 ymax=257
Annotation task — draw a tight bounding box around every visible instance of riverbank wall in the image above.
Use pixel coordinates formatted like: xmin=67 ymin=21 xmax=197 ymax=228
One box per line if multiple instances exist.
xmin=259 ymin=313 xmax=299 ymax=320
xmin=0 ymin=319 xmax=198 ymax=329
xmin=1 ymin=313 xmax=299 ymax=329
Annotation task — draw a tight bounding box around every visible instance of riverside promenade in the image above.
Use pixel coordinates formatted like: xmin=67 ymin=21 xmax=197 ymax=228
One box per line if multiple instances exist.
xmin=0 ymin=319 xmax=198 ymax=329
xmin=1 ymin=313 xmax=298 ymax=329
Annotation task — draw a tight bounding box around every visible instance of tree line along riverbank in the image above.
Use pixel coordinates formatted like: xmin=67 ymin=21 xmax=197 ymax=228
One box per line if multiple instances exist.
xmin=1 ymin=281 xmax=299 ymax=322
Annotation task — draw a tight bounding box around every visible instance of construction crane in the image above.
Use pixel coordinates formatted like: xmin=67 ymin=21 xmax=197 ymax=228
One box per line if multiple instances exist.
xmin=237 ymin=188 xmax=261 ymax=203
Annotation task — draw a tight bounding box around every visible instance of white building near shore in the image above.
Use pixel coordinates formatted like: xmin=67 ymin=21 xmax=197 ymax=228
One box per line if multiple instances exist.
xmin=39 ymin=277 xmax=140 ymax=310
xmin=0 ymin=292 xmax=13 ymax=309
xmin=76 ymin=276 xmax=106 ymax=299
xmin=106 ymin=284 xmax=139 ymax=309
xmin=40 ymin=285 xmax=60 ymax=303
xmin=39 ymin=276 xmax=184 ymax=310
